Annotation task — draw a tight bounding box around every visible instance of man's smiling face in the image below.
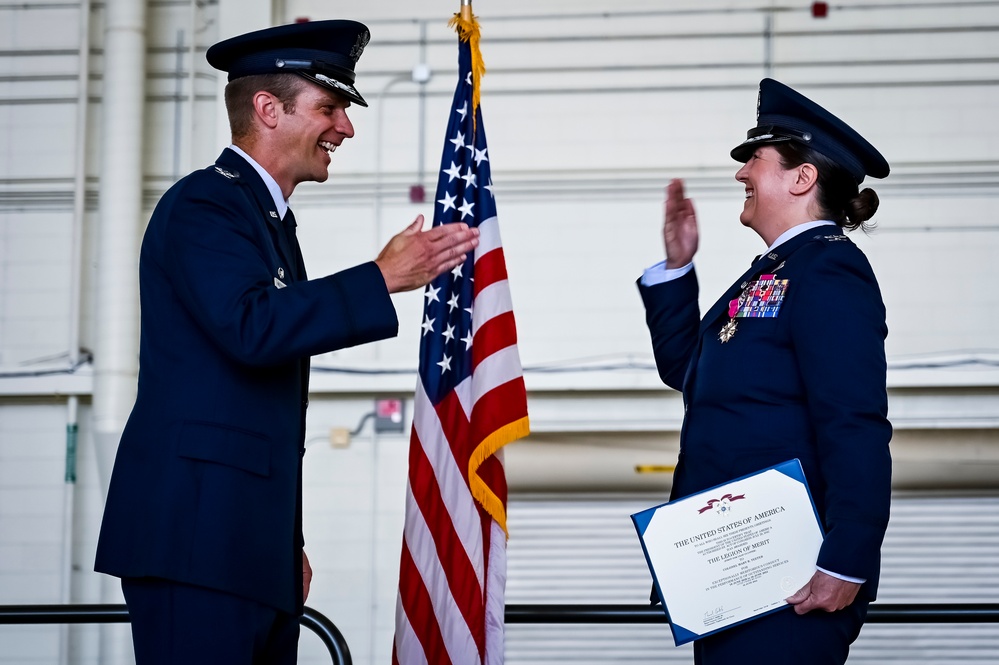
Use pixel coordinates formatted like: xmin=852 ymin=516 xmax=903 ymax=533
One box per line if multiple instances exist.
xmin=275 ymin=82 xmax=355 ymax=189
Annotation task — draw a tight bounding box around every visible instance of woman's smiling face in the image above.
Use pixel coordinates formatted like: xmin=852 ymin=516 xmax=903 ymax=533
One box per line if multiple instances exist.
xmin=734 ymin=145 xmax=796 ymax=233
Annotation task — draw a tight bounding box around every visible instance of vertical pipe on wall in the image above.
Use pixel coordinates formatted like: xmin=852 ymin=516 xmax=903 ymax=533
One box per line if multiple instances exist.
xmin=416 ymin=21 xmax=428 ymax=190
xmin=270 ymin=0 xmax=286 ymax=26
xmin=215 ymin=0 xmax=273 ymax=154
xmin=173 ymin=29 xmax=185 ymax=178
xmin=69 ymin=3 xmax=90 ymax=373
xmin=763 ymin=8 xmax=773 ymax=77
xmin=94 ymin=0 xmax=148 ymax=661
xmin=93 ymin=0 xmax=146 ymax=489
xmin=60 ymin=1 xmax=91 ymax=661
xmin=373 ymin=76 xmax=407 ymax=235
xmin=58 ymin=396 xmax=79 ymax=665
xmin=185 ymin=0 xmax=197 ymax=172
xmin=367 ymin=428 xmax=380 ymax=662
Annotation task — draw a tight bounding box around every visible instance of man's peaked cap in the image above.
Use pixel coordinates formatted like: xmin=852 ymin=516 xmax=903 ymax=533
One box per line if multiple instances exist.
xmin=207 ymin=20 xmax=371 ymax=107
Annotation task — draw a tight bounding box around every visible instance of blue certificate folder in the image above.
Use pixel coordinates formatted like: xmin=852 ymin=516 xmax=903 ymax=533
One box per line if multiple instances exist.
xmin=631 ymin=459 xmax=824 ymax=646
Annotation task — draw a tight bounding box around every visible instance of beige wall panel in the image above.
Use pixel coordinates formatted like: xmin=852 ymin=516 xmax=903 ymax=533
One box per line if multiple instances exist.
xmin=2 ymin=1 xmax=999 ymax=663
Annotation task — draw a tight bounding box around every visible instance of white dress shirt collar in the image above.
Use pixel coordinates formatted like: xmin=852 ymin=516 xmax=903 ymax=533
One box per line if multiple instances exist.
xmin=765 ymin=220 xmax=837 ymax=254
xmin=227 ymin=144 xmax=289 ymax=219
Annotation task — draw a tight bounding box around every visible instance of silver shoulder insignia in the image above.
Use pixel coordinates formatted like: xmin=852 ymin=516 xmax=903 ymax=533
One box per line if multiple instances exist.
xmin=214 ymin=166 xmax=240 ymax=180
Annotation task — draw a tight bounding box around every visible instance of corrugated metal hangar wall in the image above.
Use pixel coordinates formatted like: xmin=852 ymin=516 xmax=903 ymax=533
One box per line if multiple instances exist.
xmin=2 ymin=0 xmax=999 ymax=663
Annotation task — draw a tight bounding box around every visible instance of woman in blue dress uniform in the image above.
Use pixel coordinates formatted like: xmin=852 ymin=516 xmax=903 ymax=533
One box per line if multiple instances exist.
xmin=638 ymin=79 xmax=892 ymax=664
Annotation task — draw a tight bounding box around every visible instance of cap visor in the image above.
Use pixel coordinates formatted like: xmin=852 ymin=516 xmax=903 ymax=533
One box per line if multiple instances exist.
xmin=730 ymin=135 xmax=794 ymax=162
xmin=298 ymin=72 xmax=368 ymax=107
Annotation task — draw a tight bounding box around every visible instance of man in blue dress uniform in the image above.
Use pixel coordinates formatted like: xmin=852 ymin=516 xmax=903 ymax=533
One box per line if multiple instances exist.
xmin=639 ymin=79 xmax=893 ymax=664
xmin=95 ymin=20 xmax=479 ymax=664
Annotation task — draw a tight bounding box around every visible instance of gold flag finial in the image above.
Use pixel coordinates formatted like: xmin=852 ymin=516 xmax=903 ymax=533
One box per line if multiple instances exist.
xmin=449 ymin=1 xmax=485 ymax=132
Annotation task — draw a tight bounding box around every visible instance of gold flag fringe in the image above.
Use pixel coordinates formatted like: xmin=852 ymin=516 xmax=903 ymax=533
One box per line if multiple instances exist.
xmin=468 ymin=416 xmax=530 ymax=538
xmin=448 ymin=12 xmax=486 ymax=133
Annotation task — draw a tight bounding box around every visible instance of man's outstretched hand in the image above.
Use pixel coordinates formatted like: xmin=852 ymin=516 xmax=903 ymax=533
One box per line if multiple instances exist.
xmin=375 ymin=216 xmax=480 ymax=293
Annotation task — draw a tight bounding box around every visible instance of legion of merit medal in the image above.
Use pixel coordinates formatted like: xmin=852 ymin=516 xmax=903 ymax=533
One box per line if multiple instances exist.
xmin=719 ymin=319 xmax=738 ymax=343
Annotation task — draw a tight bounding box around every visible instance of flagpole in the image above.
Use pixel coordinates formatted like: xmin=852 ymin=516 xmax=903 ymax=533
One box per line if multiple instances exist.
xmin=460 ymin=0 xmax=472 ymax=22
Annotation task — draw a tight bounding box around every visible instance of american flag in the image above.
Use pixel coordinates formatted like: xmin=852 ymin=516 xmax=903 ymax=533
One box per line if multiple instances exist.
xmin=393 ymin=13 xmax=529 ymax=665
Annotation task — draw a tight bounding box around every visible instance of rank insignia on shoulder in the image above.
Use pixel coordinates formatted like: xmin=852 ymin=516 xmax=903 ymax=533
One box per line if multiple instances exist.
xmin=214 ymin=166 xmax=240 ymax=179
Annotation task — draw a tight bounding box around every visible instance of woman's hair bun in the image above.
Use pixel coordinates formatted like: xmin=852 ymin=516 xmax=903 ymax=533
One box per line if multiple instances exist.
xmin=849 ymin=188 xmax=880 ymax=226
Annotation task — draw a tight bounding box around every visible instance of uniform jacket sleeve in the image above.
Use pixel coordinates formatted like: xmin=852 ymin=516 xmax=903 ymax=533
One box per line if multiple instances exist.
xmin=637 ymin=268 xmax=701 ymax=391
xmin=788 ymin=243 xmax=892 ymax=583
xmin=147 ymin=171 xmax=398 ymax=366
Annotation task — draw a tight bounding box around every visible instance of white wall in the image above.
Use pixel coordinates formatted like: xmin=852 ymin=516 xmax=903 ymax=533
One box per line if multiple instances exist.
xmin=2 ymin=1 xmax=999 ymax=663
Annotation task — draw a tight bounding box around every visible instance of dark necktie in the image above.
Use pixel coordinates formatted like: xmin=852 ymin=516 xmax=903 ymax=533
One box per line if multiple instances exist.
xmin=282 ymin=209 xmax=305 ymax=281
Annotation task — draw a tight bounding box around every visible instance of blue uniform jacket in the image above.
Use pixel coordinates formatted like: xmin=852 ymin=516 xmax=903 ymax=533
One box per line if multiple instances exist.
xmin=95 ymin=149 xmax=399 ymax=614
xmin=639 ymin=227 xmax=892 ymax=600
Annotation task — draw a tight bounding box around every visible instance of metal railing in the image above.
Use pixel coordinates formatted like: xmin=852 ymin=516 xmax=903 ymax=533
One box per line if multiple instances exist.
xmin=505 ymin=603 xmax=999 ymax=624
xmin=6 ymin=601 xmax=999 ymax=663
xmin=0 ymin=604 xmax=351 ymax=665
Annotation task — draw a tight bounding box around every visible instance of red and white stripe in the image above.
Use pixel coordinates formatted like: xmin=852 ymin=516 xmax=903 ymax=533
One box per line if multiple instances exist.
xmin=394 ymin=216 xmax=529 ymax=665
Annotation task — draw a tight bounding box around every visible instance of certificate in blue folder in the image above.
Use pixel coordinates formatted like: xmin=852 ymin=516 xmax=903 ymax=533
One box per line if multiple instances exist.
xmin=631 ymin=459 xmax=824 ymax=646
